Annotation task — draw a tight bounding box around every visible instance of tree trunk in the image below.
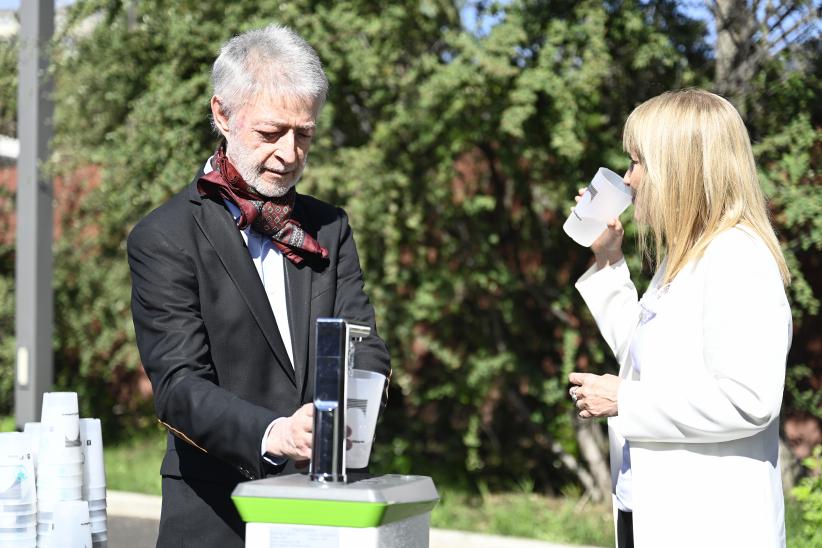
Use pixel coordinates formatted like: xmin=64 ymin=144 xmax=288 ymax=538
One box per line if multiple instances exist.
xmin=779 ymin=435 xmax=800 ymax=492
xmin=712 ymin=0 xmax=758 ymax=112
xmin=574 ymin=416 xmax=612 ymax=503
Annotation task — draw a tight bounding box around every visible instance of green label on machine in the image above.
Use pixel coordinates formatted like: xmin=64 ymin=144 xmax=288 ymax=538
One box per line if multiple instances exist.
xmin=232 ymin=496 xmax=438 ymax=528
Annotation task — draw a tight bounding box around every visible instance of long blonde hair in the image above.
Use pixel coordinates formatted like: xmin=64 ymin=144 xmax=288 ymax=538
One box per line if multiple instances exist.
xmin=622 ymin=88 xmax=790 ymax=285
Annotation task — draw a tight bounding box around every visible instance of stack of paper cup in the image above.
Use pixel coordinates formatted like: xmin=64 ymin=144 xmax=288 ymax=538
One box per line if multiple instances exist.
xmin=80 ymin=419 xmax=107 ymax=548
xmin=0 ymin=432 xmax=37 ymax=548
xmin=37 ymin=392 xmax=83 ymax=545
xmin=38 ymin=500 xmax=92 ymax=548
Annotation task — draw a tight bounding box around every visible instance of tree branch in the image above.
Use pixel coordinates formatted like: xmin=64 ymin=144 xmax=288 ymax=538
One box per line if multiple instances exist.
xmin=766 ymin=3 xmax=799 ymax=37
xmin=770 ymin=11 xmax=817 ymax=50
xmin=548 ymin=437 xmax=599 ymax=498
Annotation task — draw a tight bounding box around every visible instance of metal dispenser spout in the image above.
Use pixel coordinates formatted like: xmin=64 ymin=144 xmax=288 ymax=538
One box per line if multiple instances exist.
xmin=309 ymin=318 xmax=371 ymax=483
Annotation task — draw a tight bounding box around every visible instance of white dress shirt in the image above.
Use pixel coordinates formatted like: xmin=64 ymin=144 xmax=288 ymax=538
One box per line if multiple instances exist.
xmin=203 ymin=158 xmax=293 ymax=462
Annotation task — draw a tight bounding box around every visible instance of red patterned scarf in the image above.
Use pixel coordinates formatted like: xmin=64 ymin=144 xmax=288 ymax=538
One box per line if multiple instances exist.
xmin=197 ymin=142 xmax=329 ymax=265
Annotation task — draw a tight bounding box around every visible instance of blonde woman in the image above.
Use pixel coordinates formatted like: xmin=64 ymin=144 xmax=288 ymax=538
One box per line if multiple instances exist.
xmin=568 ymin=89 xmax=791 ymax=548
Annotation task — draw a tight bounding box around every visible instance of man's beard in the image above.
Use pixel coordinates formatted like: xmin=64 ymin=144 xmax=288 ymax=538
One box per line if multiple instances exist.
xmin=227 ymin=137 xmax=304 ymax=198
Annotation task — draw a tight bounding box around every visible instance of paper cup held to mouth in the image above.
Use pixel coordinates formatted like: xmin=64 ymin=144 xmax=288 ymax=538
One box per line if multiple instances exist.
xmin=563 ymin=167 xmax=633 ymax=247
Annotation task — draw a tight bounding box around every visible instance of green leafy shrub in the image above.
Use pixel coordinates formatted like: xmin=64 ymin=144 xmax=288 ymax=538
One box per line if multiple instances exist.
xmin=791 ymin=446 xmax=822 ymax=547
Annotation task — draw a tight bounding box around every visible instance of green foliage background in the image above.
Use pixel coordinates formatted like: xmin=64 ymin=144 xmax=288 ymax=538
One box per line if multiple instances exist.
xmin=0 ymin=0 xmax=818 ymax=502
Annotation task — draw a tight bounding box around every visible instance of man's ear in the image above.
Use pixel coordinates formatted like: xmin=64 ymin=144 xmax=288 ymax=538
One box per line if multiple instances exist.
xmin=211 ymin=95 xmax=231 ymax=138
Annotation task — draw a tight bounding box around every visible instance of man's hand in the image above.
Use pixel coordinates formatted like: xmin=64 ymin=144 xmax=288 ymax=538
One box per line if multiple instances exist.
xmin=265 ymin=403 xmax=314 ymax=461
xmin=568 ymin=372 xmax=621 ymax=419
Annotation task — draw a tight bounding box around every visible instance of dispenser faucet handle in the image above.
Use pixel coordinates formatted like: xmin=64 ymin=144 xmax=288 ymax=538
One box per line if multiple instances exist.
xmin=347 ymin=323 xmax=371 ymax=340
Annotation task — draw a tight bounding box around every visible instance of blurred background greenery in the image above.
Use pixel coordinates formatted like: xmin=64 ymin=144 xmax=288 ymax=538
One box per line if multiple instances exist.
xmin=0 ymin=0 xmax=819 ymax=545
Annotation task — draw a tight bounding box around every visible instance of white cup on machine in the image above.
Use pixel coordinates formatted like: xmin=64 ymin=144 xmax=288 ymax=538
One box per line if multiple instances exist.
xmin=345 ymin=370 xmax=386 ymax=469
xmin=563 ymin=167 xmax=633 ymax=247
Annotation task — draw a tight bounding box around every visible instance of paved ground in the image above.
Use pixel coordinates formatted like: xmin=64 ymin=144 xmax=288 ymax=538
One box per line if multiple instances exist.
xmin=107 ymin=490 xmax=601 ymax=548
xmin=108 ymin=515 xmax=161 ymax=547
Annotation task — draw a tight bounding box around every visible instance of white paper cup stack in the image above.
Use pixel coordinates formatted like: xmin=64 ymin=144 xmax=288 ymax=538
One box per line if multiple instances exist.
xmin=37 ymin=393 xmax=83 ymax=539
xmin=0 ymin=432 xmax=37 ymax=548
xmin=37 ymin=500 xmax=92 ymax=548
xmin=80 ymin=419 xmax=107 ymax=548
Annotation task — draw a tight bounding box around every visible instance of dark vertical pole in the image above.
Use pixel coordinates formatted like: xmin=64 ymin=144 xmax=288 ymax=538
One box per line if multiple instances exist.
xmin=15 ymin=0 xmax=54 ymax=428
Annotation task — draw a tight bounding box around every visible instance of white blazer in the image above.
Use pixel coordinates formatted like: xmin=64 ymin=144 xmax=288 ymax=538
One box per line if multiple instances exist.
xmin=576 ymin=226 xmax=791 ymax=548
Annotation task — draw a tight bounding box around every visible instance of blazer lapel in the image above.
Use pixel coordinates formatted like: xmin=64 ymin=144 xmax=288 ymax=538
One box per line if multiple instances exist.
xmin=190 ymin=184 xmax=296 ymax=386
xmin=284 ymin=196 xmax=314 ymax=398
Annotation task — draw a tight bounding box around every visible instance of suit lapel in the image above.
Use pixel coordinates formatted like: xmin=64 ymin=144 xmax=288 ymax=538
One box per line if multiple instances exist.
xmin=190 ymin=185 xmax=296 ymax=386
xmin=284 ymin=196 xmax=314 ymax=397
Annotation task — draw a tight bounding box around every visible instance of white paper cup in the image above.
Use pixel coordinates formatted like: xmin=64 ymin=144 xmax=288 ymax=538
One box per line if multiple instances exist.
xmin=0 ymin=433 xmax=36 ymax=504
xmin=37 ymin=534 xmax=56 ymax=548
xmin=0 ymin=512 xmax=35 ymax=527
xmin=89 ymin=507 xmax=107 ymax=533
xmin=1 ymin=538 xmax=36 ymax=548
xmin=36 ymin=483 xmax=82 ymax=503
xmin=0 ymin=432 xmax=32 ymax=465
xmin=41 ymin=393 xmax=78 ymax=417
xmin=50 ymin=500 xmax=92 ymax=548
xmin=345 ymin=370 xmax=386 ymax=469
xmin=86 ymin=498 xmax=106 ymax=511
xmin=36 ymin=473 xmax=84 ymax=489
xmin=1 ymin=502 xmax=35 ymax=515
xmin=21 ymin=424 xmax=40 ymax=474
xmin=0 ymin=529 xmax=36 ymax=538
xmin=39 ymin=393 xmax=82 ymax=465
xmin=92 ymin=530 xmax=108 ymax=548
xmin=36 ymin=497 xmax=56 ymax=513
xmin=563 ymin=167 xmax=633 ymax=247
xmin=80 ymin=419 xmax=106 ymax=496
xmin=0 ymin=532 xmax=36 ymax=547
xmin=0 ymin=524 xmax=35 ymax=534
xmin=3 ymin=528 xmax=35 ymax=545
xmin=37 ymin=461 xmax=83 ymax=478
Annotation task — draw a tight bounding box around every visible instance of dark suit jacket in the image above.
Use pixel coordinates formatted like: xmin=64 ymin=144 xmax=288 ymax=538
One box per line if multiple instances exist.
xmin=127 ymin=172 xmax=390 ymax=547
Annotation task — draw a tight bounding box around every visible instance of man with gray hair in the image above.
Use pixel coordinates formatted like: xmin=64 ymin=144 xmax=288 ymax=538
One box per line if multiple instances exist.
xmin=127 ymin=24 xmax=390 ymax=547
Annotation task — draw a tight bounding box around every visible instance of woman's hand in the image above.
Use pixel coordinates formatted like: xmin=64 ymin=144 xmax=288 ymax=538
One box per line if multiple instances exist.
xmin=568 ymin=372 xmax=621 ymax=418
xmin=574 ymin=188 xmax=624 ymax=268
xmin=591 ymin=218 xmax=624 ymax=268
